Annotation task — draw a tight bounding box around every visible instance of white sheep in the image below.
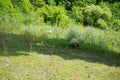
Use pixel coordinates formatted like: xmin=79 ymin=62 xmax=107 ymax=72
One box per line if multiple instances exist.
xmin=70 ymin=38 xmax=79 ymax=48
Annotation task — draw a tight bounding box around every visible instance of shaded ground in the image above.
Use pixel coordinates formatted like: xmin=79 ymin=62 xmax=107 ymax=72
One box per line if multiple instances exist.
xmin=0 ymin=32 xmax=120 ymax=80
xmin=0 ymin=32 xmax=120 ymax=66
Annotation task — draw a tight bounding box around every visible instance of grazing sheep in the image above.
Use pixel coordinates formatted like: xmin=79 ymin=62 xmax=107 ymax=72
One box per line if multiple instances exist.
xmin=70 ymin=38 xmax=79 ymax=48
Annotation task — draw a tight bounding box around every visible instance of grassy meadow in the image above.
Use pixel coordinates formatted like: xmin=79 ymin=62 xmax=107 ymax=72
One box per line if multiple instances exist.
xmin=0 ymin=24 xmax=120 ymax=80
xmin=0 ymin=0 xmax=120 ymax=80
xmin=0 ymin=47 xmax=120 ymax=80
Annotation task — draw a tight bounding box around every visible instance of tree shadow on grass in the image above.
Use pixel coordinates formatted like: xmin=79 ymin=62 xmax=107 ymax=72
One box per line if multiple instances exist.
xmin=34 ymin=44 xmax=120 ymax=67
xmin=0 ymin=32 xmax=120 ymax=67
xmin=34 ymin=37 xmax=120 ymax=67
xmin=0 ymin=32 xmax=30 ymax=56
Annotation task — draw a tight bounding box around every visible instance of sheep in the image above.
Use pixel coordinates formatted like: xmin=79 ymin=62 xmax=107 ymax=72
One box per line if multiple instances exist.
xmin=70 ymin=38 xmax=79 ymax=48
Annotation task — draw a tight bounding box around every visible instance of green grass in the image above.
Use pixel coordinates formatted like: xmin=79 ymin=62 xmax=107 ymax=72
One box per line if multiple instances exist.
xmin=16 ymin=25 xmax=120 ymax=55
xmin=0 ymin=1 xmax=120 ymax=79
xmin=0 ymin=32 xmax=120 ymax=80
xmin=0 ymin=51 xmax=120 ymax=80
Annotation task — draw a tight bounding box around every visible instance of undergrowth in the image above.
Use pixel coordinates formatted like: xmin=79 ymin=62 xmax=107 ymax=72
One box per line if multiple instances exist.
xmin=2 ymin=24 xmax=119 ymax=55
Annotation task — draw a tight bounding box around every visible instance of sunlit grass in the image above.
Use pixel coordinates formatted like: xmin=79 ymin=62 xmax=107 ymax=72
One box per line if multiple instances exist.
xmin=0 ymin=34 xmax=120 ymax=80
xmin=0 ymin=22 xmax=120 ymax=80
xmin=0 ymin=47 xmax=120 ymax=80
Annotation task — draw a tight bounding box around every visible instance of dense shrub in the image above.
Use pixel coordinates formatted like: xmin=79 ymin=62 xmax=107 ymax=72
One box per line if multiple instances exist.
xmin=0 ymin=0 xmax=40 ymax=26
xmin=101 ymin=7 xmax=112 ymax=21
xmin=37 ymin=5 xmax=72 ymax=28
xmin=111 ymin=19 xmax=120 ymax=31
xmin=83 ymin=4 xmax=112 ymax=29
xmin=70 ymin=6 xmax=83 ymax=24
xmin=54 ymin=0 xmax=96 ymax=10
xmin=0 ymin=0 xmax=119 ymax=31
xmin=11 ymin=0 xmax=34 ymax=13
xmin=96 ymin=18 xmax=108 ymax=29
xmin=0 ymin=0 xmax=13 ymax=10
xmin=109 ymin=2 xmax=120 ymax=19
xmin=30 ymin=0 xmax=45 ymax=8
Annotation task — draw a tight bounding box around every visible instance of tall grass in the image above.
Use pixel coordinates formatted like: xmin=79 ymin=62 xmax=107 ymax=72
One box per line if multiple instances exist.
xmin=0 ymin=19 xmax=120 ymax=55
xmin=66 ymin=27 xmax=120 ymax=54
xmin=17 ymin=25 xmax=120 ymax=54
xmin=0 ymin=16 xmax=21 ymax=32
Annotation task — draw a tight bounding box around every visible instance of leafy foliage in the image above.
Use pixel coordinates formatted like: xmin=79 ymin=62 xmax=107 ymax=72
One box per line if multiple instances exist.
xmin=111 ymin=19 xmax=120 ymax=31
xmin=70 ymin=6 xmax=83 ymax=24
xmin=96 ymin=18 xmax=108 ymax=29
xmin=37 ymin=5 xmax=72 ymax=28
xmin=0 ymin=0 xmax=120 ymax=30
xmin=83 ymin=4 xmax=112 ymax=29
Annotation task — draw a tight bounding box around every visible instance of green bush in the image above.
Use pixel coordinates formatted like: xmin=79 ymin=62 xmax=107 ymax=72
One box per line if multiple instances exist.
xmin=83 ymin=5 xmax=112 ymax=29
xmin=110 ymin=2 xmax=120 ymax=18
xmin=55 ymin=0 xmax=96 ymax=10
xmin=71 ymin=6 xmax=83 ymax=24
xmin=0 ymin=0 xmax=13 ymax=10
xmin=83 ymin=5 xmax=97 ymax=26
xmin=0 ymin=0 xmax=119 ymax=31
xmin=111 ymin=19 xmax=120 ymax=31
xmin=45 ymin=0 xmax=56 ymax=6
xmin=101 ymin=7 xmax=112 ymax=21
xmin=37 ymin=5 xmax=72 ymax=28
xmin=99 ymin=2 xmax=120 ymax=19
xmin=0 ymin=0 xmax=39 ymax=26
xmin=29 ymin=0 xmax=45 ymax=8
xmin=11 ymin=0 xmax=34 ymax=13
xmin=96 ymin=18 xmax=108 ymax=29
